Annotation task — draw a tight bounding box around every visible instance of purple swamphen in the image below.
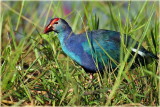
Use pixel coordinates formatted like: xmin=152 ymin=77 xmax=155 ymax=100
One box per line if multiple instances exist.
xmin=44 ymin=18 xmax=158 ymax=73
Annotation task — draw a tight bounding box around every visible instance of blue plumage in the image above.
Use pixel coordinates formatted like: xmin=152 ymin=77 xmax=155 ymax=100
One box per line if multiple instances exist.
xmin=44 ymin=18 xmax=158 ymax=73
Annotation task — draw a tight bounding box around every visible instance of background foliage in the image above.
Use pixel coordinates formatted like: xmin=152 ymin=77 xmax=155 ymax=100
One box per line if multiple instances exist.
xmin=1 ymin=1 xmax=159 ymax=106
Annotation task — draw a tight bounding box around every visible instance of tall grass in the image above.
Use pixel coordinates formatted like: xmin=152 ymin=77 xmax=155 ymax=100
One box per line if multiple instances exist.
xmin=1 ymin=1 xmax=159 ymax=106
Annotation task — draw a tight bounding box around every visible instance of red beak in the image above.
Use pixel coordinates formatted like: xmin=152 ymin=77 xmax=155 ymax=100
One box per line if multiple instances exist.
xmin=44 ymin=25 xmax=53 ymax=34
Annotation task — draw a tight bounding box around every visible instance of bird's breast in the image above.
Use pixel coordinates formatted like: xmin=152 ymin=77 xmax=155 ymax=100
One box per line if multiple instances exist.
xmin=61 ymin=41 xmax=82 ymax=65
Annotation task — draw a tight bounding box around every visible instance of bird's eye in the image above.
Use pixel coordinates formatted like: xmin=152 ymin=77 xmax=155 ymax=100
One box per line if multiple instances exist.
xmin=54 ymin=22 xmax=58 ymax=24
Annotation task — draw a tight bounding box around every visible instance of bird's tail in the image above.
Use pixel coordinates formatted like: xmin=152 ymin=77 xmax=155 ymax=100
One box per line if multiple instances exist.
xmin=141 ymin=48 xmax=158 ymax=59
xmin=131 ymin=47 xmax=158 ymax=60
xmin=130 ymin=47 xmax=158 ymax=68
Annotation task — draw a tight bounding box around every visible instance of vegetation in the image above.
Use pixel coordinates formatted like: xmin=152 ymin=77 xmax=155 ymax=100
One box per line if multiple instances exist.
xmin=1 ymin=1 xmax=159 ymax=106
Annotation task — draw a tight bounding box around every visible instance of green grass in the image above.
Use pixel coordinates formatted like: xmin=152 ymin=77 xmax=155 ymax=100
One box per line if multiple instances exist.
xmin=1 ymin=1 xmax=159 ymax=106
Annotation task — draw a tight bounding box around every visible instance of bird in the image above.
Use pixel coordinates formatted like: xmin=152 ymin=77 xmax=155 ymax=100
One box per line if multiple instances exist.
xmin=44 ymin=18 xmax=158 ymax=73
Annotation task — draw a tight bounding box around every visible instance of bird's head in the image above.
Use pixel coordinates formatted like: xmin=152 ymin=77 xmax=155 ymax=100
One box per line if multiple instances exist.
xmin=44 ymin=18 xmax=71 ymax=34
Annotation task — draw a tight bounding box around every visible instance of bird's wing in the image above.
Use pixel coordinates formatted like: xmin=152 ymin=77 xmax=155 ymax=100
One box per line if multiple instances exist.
xmin=81 ymin=30 xmax=121 ymax=67
xmin=81 ymin=29 xmax=158 ymax=67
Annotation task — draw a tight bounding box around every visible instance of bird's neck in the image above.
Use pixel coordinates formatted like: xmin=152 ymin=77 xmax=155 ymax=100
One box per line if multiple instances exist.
xmin=57 ymin=28 xmax=73 ymax=44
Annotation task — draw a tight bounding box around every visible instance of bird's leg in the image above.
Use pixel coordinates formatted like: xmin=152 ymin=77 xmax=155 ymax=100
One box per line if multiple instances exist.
xmin=89 ymin=73 xmax=93 ymax=79
xmin=89 ymin=73 xmax=94 ymax=83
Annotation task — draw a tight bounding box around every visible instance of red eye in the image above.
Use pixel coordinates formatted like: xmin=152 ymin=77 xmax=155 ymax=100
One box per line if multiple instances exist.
xmin=54 ymin=22 xmax=58 ymax=24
